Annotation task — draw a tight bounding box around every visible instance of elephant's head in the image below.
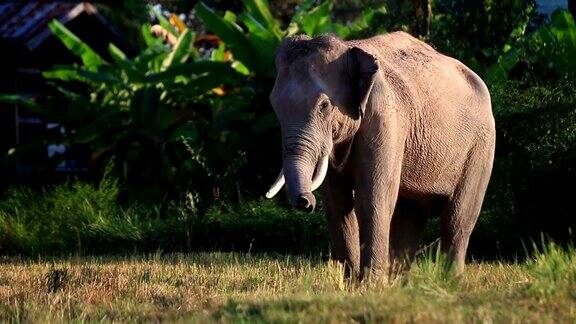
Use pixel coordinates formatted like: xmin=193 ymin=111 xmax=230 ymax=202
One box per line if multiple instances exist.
xmin=266 ymin=35 xmax=379 ymax=212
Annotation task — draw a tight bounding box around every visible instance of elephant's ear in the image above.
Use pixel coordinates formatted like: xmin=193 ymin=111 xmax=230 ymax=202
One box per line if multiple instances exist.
xmin=347 ymin=47 xmax=379 ymax=119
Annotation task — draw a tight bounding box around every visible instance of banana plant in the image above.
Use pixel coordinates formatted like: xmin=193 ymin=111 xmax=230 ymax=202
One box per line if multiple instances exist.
xmin=1 ymin=18 xmax=246 ymax=189
xmin=195 ymin=0 xmax=387 ymax=79
xmin=486 ymin=10 xmax=576 ymax=84
xmin=530 ymin=10 xmax=576 ymax=76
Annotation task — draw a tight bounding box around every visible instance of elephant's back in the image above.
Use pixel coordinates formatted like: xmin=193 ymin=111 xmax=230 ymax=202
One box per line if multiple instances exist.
xmin=349 ymin=32 xmax=493 ymax=123
xmin=351 ymin=32 xmax=495 ymax=197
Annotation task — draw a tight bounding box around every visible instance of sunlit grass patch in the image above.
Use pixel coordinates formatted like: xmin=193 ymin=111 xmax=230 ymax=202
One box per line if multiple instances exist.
xmin=0 ymin=243 xmax=575 ymax=322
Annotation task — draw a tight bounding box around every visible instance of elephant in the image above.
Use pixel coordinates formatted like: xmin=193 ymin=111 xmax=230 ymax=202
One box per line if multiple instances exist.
xmin=265 ymin=32 xmax=495 ymax=279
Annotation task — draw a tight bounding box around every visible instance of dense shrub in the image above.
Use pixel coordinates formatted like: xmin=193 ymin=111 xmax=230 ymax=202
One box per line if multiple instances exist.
xmin=479 ymin=79 xmax=576 ymax=254
xmin=448 ymin=76 xmax=574 ymax=259
xmin=429 ymin=0 xmax=536 ymax=71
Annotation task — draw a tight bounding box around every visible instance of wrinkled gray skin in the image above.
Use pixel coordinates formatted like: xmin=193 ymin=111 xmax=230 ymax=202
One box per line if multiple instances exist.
xmin=269 ymin=32 xmax=495 ymax=279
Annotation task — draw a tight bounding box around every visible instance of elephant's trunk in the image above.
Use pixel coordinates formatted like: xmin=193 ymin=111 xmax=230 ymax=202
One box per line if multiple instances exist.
xmin=284 ymin=155 xmax=315 ymax=212
xmin=265 ymin=155 xmax=329 ymax=213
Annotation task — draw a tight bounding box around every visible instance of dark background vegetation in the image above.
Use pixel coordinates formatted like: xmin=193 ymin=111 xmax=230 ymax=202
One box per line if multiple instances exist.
xmin=0 ymin=0 xmax=574 ymax=259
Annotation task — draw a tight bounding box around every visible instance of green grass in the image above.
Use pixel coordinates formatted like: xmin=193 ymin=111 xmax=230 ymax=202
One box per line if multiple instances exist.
xmin=1 ymin=243 xmax=574 ymax=322
xmin=0 ymin=181 xmax=328 ymax=256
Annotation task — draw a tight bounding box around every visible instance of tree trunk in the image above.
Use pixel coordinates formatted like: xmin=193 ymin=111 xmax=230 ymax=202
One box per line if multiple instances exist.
xmin=412 ymin=0 xmax=431 ymax=37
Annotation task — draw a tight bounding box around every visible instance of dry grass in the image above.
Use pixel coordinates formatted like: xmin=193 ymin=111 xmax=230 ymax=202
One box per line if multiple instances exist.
xmin=0 ymin=247 xmax=575 ymax=323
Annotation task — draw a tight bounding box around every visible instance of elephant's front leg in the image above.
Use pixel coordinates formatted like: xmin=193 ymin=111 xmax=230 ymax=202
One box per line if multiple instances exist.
xmin=323 ymin=167 xmax=360 ymax=278
xmin=354 ymin=143 xmax=402 ymax=281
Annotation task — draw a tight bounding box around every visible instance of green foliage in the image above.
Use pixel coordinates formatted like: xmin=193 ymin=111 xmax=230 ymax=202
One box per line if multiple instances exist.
xmin=410 ymin=243 xmax=457 ymax=285
xmin=527 ymin=240 xmax=576 ymax=295
xmin=523 ymin=10 xmax=576 ymax=78
xmin=0 ymin=181 xmax=326 ymax=256
xmin=1 ymin=0 xmax=575 ymax=259
xmin=0 ymin=94 xmax=40 ymax=111
xmin=48 ymin=20 xmax=106 ymax=70
xmin=0 ymin=178 xmax=200 ymax=255
xmin=195 ymin=0 xmax=386 ymax=78
xmin=152 ymin=6 xmax=180 ymax=37
xmin=0 ymin=179 xmax=154 ymax=254
xmin=195 ymin=1 xmax=574 ymax=87
xmin=487 ymin=9 xmax=576 ymax=83
xmin=462 ymin=74 xmax=576 ymax=258
xmin=1 ymin=18 xmax=252 ymax=201
xmin=430 ymin=0 xmax=535 ymax=75
xmin=196 ymin=2 xmax=274 ymax=77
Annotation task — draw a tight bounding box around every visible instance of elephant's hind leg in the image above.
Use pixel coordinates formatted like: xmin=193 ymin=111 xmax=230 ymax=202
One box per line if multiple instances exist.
xmin=389 ymin=197 xmax=428 ymax=274
xmin=440 ymin=141 xmax=494 ymax=275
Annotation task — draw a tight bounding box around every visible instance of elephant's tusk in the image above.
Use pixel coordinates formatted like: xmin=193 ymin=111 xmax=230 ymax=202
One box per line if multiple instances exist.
xmin=265 ymin=170 xmax=285 ymax=198
xmin=311 ymin=155 xmax=329 ymax=191
xmin=266 ymin=155 xmax=328 ymax=198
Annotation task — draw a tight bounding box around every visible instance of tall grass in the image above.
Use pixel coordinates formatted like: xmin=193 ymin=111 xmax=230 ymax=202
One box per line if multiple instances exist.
xmin=0 ymin=180 xmax=328 ymax=255
xmin=526 ymin=240 xmax=576 ymax=296
xmin=0 ymin=178 xmax=191 ymax=255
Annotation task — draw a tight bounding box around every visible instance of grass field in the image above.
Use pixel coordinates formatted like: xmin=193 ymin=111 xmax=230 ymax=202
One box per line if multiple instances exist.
xmin=1 ymin=244 xmax=575 ymax=323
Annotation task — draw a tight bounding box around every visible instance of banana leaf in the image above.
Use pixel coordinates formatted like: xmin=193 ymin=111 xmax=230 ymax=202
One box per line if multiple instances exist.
xmin=152 ymin=7 xmax=179 ymax=37
xmin=141 ymin=23 xmax=161 ymax=47
xmin=485 ymin=48 xmax=520 ymax=85
xmin=333 ymin=7 xmax=383 ymax=39
xmin=74 ymin=110 xmax=126 ymax=144
xmin=0 ymin=94 xmax=38 ymax=111
xmin=184 ymin=75 xmax=229 ymax=96
xmin=145 ymin=61 xmax=243 ymax=85
xmin=289 ymin=0 xmax=315 ymax=27
xmin=196 ymin=2 xmax=264 ymax=76
xmin=77 ymin=69 xmax=120 ymax=84
xmin=42 ymin=65 xmax=87 ymax=82
xmin=550 ymin=10 xmax=576 ymax=32
xmin=134 ymin=45 xmax=170 ymax=73
xmin=44 ymin=84 xmax=96 ymax=123
xmin=239 ymin=12 xmax=279 ymax=66
xmin=162 ymin=29 xmax=195 ymax=68
xmin=48 ymin=20 xmax=105 ymax=70
xmin=224 ymin=11 xmax=237 ymax=23
xmin=241 ymin=0 xmax=283 ymax=40
xmin=550 ymin=11 xmax=576 ymax=71
xmin=299 ymin=1 xmax=331 ymax=36
xmin=42 ymin=65 xmax=120 ymax=86
xmin=108 ymin=44 xmax=143 ymax=82
xmin=212 ymin=43 xmax=227 ymax=61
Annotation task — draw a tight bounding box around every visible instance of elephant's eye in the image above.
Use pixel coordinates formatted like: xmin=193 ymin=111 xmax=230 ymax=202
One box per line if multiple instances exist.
xmin=318 ymin=100 xmax=331 ymax=116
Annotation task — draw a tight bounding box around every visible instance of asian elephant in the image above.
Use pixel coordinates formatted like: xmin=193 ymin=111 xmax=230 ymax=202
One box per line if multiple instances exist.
xmin=265 ymin=32 xmax=495 ymax=279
